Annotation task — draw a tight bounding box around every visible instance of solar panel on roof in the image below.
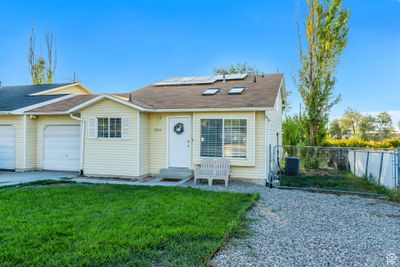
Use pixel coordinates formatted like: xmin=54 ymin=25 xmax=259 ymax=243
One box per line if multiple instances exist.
xmin=202 ymin=88 xmax=220 ymax=96
xmin=229 ymin=87 xmax=246 ymax=95
xmin=225 ymin=73 xmax=247 ymax=80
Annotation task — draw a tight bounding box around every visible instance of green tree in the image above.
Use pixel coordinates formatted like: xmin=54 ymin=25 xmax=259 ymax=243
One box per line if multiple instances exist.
xmin=296 ymin=0 xmax=350 ymax=146
xmin=358 ymin=115 xmax=376 ymax=140
xmin=328 ymin=119 xmax=342 ymax=139
xmin=213 ymin=63 xmax=258 ymax=75
xmin=340 ymin=108 xmax=362 ymax=137
xmin=283 ymin=116 xmax=300 ymax=146
xmin=28 ymin=27 xmax=57 ymax=84
xmin=375 ymin=112 xmax=392 ymax=140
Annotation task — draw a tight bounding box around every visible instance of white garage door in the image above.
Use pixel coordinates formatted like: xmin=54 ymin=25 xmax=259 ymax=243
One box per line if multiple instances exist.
xmin=0 ymin=126 xmax=15 ymax=170
xmin=44 ymin=125 xmax=80 ymax=171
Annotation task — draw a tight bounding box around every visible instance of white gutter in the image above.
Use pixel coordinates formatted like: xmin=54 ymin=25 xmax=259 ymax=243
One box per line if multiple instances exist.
xmin=11 ymin=94 xmax=75 ymax=115
xmin=70 ymin=114 xmax=85 ymax=174
xmin=23 ymin=115 xmax=27 ymax=170
xmin=137 ymin=112 xmax=140 ymax=177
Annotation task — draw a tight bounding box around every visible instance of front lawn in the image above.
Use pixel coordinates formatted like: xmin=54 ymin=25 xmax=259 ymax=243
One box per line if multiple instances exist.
xmin=0 ymin=183 xmax=257 ymax=266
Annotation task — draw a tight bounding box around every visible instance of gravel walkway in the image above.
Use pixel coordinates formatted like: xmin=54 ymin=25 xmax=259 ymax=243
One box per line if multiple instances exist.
xmin=183 ymin=182 xmax=400 ymax=267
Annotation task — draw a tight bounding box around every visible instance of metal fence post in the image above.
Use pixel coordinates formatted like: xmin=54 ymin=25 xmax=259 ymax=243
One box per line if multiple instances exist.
xmin=378 ymin=152 xmax=384 ymax=185
xmin=397 ymin=148 xmax=400 ymax=187
xmin=365 ymin=151 xmax=370 ymax=179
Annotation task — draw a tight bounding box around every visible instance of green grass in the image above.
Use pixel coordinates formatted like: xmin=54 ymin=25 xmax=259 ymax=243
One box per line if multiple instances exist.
xmin=0 ymin=183 xmax=258 ymax=266
xmin=280 ymin=171 xmax=389 ymax=194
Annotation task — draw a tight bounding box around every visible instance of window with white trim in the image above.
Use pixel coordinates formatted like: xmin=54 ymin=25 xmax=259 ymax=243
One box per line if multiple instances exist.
xmin=224 ymin=119 xmax=247 ymax=158
xmin=97 ymin=117 xmax=122 ymax=138
xmin=200 ymin=119 xmax=247 ymax=158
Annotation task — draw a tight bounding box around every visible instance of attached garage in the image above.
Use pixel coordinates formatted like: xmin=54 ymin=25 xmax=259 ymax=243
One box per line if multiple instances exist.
xmin=43 ymin=125 xmax=80 ymax=171
xmin=0 ymin=126 xmax=15 ymax=170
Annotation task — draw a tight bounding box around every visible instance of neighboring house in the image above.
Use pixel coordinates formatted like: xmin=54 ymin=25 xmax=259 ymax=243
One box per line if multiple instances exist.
xmin=0 ymin=83 xmax=92 ymax=171
xmin=0 ymin=74 xmax=285 ymax=185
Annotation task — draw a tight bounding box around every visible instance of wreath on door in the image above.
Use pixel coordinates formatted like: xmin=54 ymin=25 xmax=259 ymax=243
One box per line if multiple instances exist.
xmin=173 ymin=123 xmax=184 ymax=135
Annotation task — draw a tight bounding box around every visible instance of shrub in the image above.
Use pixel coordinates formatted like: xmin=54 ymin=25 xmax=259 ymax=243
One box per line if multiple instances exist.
xmin=324 ymin=138 xmax=400 ymax=149
xmin=388 ymin=189 xmax=400 ymax=203
xmin=302 ymin=154 xmax=321 ymax=169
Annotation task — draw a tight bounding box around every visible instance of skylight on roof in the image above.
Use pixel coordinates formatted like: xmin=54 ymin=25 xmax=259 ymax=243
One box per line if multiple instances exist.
xmin=229 ymin=87 xmax=245 ymax=95
xmin=202 ymin=88 xmax=220 ymax=96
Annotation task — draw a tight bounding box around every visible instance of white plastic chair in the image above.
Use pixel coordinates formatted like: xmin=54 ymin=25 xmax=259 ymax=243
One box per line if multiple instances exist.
xmin=194 ymin=158 xmax=215 ymax=186
xmin=212 ymin=158 xmax=231 ymax=186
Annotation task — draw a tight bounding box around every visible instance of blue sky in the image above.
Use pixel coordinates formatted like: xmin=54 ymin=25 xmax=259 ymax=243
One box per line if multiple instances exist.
xmin=1 ymin=0 xmax=399 ymax=123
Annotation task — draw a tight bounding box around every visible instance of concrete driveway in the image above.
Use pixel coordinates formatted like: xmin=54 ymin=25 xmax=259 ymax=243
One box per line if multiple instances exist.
xmin=0 ymin=171 xmax=78 ymax=187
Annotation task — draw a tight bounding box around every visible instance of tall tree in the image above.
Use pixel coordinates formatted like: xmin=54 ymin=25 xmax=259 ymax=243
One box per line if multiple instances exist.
xmin=358 ymin=115 xmax=376 ymax=140
xmin=28 ymin=27 xmax=57 ymax=84
xmin=375 ymin=112 xmax=392 ymax=140
xmin=296 ymin=0 xmax=350 ymax=146
xmin=328 ymin=119 xmax=342 ymax=139
xmin=213 ymin=63 xmax=258 ymax=75
xmin=340 ymin=108 xmax=362 ymax=137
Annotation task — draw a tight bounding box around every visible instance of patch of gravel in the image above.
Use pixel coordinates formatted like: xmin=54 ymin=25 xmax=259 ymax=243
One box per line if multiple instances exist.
xmin=182 ymin=181 xmax=400 ymax=267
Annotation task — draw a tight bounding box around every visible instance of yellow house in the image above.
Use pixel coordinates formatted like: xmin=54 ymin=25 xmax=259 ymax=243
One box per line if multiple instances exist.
xmin=1 ymin=74 xmax=285 ymax=185
xmin=0 ymin=74 xmax=286 ymax=184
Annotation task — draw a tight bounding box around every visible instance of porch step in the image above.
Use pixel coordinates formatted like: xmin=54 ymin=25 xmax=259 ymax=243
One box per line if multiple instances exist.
xmin=155 ymin=167 xmax=194 ymax=180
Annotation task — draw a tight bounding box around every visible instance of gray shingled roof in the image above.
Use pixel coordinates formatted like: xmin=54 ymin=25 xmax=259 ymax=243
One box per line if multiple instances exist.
xmin=0 ymin=83 xmax=74 ymax=112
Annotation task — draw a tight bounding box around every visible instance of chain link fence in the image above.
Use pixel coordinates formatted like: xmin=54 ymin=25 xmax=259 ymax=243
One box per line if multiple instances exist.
xmin=270 ymin=145 xmax=400 ymax=193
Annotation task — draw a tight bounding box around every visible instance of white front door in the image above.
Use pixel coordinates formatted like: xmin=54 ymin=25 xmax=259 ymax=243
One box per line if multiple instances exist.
xmin=43 ymin=125 xmax=81 ymax=171
xmin=0 ymin=126 xmax=15 ymax=170
xmin=168 ymin=117 xmax=190 ymax=168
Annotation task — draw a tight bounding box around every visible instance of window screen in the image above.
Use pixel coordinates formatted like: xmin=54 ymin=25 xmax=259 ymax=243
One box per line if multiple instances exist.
xmin=97 ymin=117 xmax=122 ymax=138
xmin=224 ymin=119 xmax=247 ymax=158
xmin=110 ymin=118 xmax=122 ymax=138
xmin=200 ymin=119 xmax=223 ymax=157
xmin=97 ymin=117 xmax=109 ymax=138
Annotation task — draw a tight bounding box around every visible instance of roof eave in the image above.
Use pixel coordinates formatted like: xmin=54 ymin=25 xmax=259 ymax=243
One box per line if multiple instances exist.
xmin=12 ymin=95 xmax=75 ymax=115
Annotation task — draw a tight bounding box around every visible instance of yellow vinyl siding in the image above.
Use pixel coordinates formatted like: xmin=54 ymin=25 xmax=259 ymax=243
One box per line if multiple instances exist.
xmin=25 ymin=117 xmax=37 ymax=170
xmin=40 ymin=85 xmax=90 ymax=95
xmin=226 ymin=111 xmax=266 ymax=181
xmin=0 ymin=115 xmax=24 ymax=170
xmin=80 ymin=99 xmax=139 ymax=178
xmin=139 ymin=112 xmax=150 ymax=176
xmin=149 ymin=112 xmax=192 ymax=174
xmin=266 ymin=89 xmax=283 ymax=173
xmin=35 ymin=115 xmax=80 ymax=169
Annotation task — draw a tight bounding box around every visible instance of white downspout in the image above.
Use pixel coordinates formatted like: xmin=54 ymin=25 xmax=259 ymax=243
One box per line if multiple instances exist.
xmin=23 ymin=115 xmax=27 ymax=170
xmin=70 ymin=114 xmax=84 ymax=175
xmin=265 ymin=111 xmax=270 ymax=186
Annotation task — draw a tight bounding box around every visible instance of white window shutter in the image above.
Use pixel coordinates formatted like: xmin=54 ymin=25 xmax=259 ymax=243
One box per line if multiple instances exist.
xmin=88 ymin=117 xmax=97 ymax=139
xmin=122 ymin=117 xmax=130 ymax=139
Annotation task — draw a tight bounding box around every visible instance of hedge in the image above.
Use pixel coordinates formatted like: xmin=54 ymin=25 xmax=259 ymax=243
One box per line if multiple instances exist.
xmin=324 ymin=138 xmax=400 ymax=149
